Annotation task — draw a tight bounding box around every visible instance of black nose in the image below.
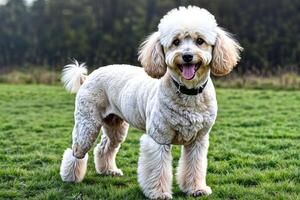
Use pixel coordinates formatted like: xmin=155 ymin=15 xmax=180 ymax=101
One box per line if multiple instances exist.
xmin=182 ymin=53 xmax=193 ymax=62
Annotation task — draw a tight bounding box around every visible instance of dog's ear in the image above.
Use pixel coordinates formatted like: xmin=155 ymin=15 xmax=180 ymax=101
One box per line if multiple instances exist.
xmin=138 ymin=32 xmax=166 ymax=78
xmin=210 ymin=27 xmax=243 ymax=76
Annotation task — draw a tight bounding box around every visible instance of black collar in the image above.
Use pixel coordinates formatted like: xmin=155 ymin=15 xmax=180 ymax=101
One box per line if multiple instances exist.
xmin=172 ymin=78 xmax=208 ymax=95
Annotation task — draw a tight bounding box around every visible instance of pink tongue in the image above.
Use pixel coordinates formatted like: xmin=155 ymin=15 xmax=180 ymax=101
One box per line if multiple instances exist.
xmin=182 ymin=64 xmax=196 ymax=80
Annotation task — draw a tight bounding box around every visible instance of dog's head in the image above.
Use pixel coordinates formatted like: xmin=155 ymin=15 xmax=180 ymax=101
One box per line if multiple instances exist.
xmin=138 ymin=6 xmax=243 ymax=87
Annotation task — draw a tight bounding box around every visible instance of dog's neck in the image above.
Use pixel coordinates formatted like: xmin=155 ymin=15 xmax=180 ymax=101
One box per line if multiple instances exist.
xmin=159 ymin=73 xmax=210 ymax=101
xmin=171 ymin=78 xmax=208 ymax=95
xmin=160 ymin=71 xmax=210 ymax=97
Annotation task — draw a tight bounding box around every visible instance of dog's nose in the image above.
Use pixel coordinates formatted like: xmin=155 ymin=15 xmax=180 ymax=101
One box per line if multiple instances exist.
xmin=182 ymin=53 xmax=193 ymax=63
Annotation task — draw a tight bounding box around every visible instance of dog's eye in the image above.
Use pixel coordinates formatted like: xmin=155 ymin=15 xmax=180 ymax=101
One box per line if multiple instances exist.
xmin=196 ymin=38 xmax=205 ymax=45
xmin=172 ymin=39 xmax=180 ymax=46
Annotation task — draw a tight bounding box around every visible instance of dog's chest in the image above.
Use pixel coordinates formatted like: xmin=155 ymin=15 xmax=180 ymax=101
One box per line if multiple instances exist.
xmin=148 ymin=95 xmax=216 ymax=145
xmin=167 ymin=105 xmax=215 ymax=144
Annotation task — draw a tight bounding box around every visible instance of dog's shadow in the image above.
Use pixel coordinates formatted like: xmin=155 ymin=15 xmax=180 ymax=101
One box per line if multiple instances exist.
xmin=59 ymin=172 xmax=147 ymax=200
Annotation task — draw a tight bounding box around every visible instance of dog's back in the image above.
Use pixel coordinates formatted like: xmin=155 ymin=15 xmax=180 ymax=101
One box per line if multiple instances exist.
xmin=62 ymin=61 xmax=155 ymax=94
xmin=62 ymin=62 xmax=158 ymax=130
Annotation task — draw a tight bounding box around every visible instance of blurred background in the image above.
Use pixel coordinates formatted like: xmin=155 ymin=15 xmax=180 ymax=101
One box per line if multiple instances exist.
xmin=0 ymin=0 xmax=299 ymax=88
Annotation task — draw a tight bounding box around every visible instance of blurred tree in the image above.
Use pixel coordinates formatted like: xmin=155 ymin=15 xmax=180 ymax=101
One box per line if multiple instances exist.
xmin=0 ymin=0 xmax=29 ymax=67
xmin=0 ymin=0 xmax=299 ymax=74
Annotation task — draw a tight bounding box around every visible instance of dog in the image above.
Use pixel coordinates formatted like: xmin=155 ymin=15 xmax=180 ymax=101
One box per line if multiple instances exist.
xmin=59 ymin=6 xmax=242 ymax=199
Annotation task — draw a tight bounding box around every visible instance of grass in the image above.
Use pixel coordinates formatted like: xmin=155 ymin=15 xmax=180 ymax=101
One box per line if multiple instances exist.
xmin=0 ymin=84 xmax=299 ymax=200
xmin=0 ymin=69 xmax=60 ymax=85
xmin=1 ymin=68 xmax=300 ymax=90
xmin=213 ymin=72 xmax=300 ymax=90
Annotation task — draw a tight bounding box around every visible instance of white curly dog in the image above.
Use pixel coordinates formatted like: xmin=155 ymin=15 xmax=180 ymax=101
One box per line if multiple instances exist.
xmin=59 ymin=6 xmax=242 ymax=199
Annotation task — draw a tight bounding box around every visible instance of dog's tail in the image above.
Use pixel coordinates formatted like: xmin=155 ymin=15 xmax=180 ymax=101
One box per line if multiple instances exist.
xmin=61 ymin=60 xmax=88 ymax=93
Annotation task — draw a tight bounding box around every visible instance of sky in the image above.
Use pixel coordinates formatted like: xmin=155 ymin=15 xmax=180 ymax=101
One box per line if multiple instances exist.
xmin=0 ymin=0 xmax=36 ymax=5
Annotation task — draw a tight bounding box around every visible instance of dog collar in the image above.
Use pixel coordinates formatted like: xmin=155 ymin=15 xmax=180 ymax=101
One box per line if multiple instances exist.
xmin=172 ymin=78 xmax=208 ymax=95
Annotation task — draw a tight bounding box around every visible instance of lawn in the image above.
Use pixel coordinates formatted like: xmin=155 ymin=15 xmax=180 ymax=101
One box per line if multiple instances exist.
xmin=0 ymin=84 xmax=299 ymax=200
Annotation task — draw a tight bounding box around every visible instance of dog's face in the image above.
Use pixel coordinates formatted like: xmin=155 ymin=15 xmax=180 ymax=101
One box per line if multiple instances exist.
xmin=163 ymin=32 xmax=213 ymax=86
xmin=138 ymin=6 xmax=243 ymax=88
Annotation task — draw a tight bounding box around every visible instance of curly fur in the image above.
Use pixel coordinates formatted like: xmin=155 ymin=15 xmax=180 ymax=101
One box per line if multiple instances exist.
xmin=138 ymin=134 xmax=173 ymax=199
xmin=60 ymin=148 xmax=88 ymax=182
xmin=59 ymin=5 xmax=242 ymax=199
xmin=61 ymin=60 xmax=87 ymax=93
xmin=210 ymin=28 xmax=243 ymax=76
xmin=138 ymin=32 xmax=166 ymax=78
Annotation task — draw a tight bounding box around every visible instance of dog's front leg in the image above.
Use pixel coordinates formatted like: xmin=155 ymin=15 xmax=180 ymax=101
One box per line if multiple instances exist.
xmin=138 ymin=134 xmax=173 ymax=199
xmin=176 ymin=133 xmax=212 ymax=197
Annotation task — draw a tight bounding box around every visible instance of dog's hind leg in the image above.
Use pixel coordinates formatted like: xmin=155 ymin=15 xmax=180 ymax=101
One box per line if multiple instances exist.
xmin=93 ymin=114 xmax=129 ymax=176
xmin=60 ymin=95 xmax=102 ymax=183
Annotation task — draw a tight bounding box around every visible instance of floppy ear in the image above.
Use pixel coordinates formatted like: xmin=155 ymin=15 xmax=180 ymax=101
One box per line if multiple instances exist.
xmin=138 ymin=32 xmax=166 ymax=78
xmin=210 ymin=28 xmax=243 ymax=76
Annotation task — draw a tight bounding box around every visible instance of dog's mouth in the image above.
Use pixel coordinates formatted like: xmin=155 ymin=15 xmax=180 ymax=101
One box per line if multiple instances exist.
xmin=177 ymin=62 xmax=201 ymax=80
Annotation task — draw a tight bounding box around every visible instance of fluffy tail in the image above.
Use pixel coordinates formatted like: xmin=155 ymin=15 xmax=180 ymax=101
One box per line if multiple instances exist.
xmin=61 ymin=60 xmax=88 ymax=93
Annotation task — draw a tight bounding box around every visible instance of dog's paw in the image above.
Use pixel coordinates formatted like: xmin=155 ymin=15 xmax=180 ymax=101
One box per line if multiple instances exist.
xmin=148 ymin=192 xmax=172 ymax=200
xmin=98 ymin=168 xmax=123 ymax=176
xmin=190 ymin=186 xmax=212 ymax=197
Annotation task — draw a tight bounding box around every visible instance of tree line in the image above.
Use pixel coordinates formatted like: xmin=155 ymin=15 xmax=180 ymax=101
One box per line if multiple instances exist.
xmin=0 ymin=0 xmax=299 ymax=74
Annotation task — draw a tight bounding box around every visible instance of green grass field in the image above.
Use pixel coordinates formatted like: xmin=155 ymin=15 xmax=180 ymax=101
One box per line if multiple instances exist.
xmin=0 ymin=84 xmax=299 ymax=200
